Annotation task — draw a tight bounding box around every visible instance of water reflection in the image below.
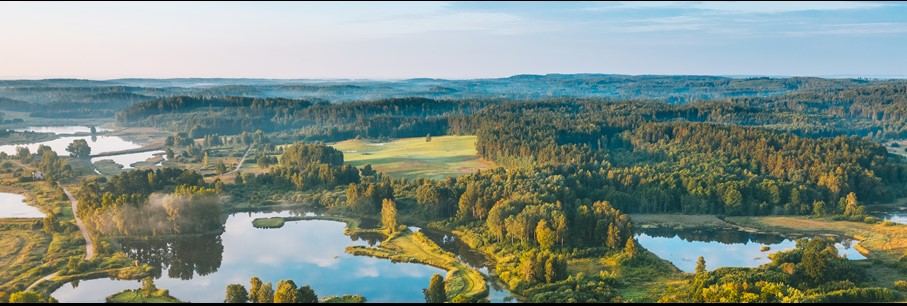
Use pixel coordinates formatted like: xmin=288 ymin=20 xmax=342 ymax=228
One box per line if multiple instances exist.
xmin=869 ymin=206 xmax=907 ymax=224
xmin=13 ymin=126 xmax=111 ymax=135
xmin=52 ymin=211 xmax=445 ymax=303
xmin=0 ymin=192 xmax=44 ymax=218
xmin=0 ymin=135 xmax=141 ymax=156
xmin=636 ymin=227 xmax=866 ymax=273
xmin=420 ymin=229 xmax=517 ymax=303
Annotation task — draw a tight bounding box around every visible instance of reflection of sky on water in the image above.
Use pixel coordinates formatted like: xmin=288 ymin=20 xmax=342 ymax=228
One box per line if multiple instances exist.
xmin=869 ymin=207 xmax=907 ymax=224
xmin=53 ymin=212 xmax=444 ymax=303
xmin=14 ymin=126 xmax=111 ymax=134
xmin=0 ymin=192 xmax=44 ymax=218
xmin=637 ymin=232 xmax=866 ymax=273
xmin=0 ymin=135 xmax=141 ymax=156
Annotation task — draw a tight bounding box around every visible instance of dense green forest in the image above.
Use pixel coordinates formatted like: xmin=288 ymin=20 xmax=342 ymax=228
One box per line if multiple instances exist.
xmin=4 ymin=75 xmax=907 ymax=303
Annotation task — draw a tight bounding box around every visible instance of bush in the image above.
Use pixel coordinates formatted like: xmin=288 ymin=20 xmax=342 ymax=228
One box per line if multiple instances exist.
xmin=894 ymin=280 xmax=907 ymax=291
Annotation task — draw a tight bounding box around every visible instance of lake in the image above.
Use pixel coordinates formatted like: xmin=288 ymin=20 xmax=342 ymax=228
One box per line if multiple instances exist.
xmin=636 ymin=227 xmax=866 ymax=273
xmin=52 ymin=211 xmax=447 ymax=303
xmin=0 ymin=192 xmax=43 ymax=218
xmin=13 ymin=126 xmax=112 ymax=135
xmin=0 ymin=135 xmax=142 ymax=156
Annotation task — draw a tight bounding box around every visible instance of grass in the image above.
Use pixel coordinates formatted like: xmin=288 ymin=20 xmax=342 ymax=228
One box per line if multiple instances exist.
xmin=0 ymin=131 xmax=58 ymax=146
xmin=345 ymin=230 xmax=489 ymax=301
xmin=330 ymin=136 xmax=496 ymax=180
xmin=321 ymin=295 xmax=367 ymax=303
xmin=0 ymin=175 xmax=81 ymax=292
xmin=106 ymin=289 xmax=182 ymax=303
xmin=92 ymin=159 xmax=125 ymax=176
xmin=251 ymin=217 xmax=286 ymax=229
xmin=0 ymin=222 xmax=52 ymax=292
xmin=629 ymin=214 xmax=737 ymax=230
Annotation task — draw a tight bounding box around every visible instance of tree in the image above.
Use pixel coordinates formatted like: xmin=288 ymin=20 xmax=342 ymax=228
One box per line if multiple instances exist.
xmin=424 ymin=274 xmax=446 ymax=303
xmin=843 ymin=192 xmax=864 ymax=217
xmin=274 ymin=280 xmax=298 ymax=303
xmin=215 ymin=161 xmax=228 ymax=174
xmin=15 ymin=147 xmax=30 ymax=162
xmin=165 ymin=148 xmax=175 ymax=160
xmin=256 ymin=282 xmax=274 ymax=303
xmin=66 ymin=139 xmax=91 ymax=159
xmin=257 ymin=154 xmax=273 ymax=169
xmin=381 ymin=198 xmax=398 ymax=233
xmin=535 ymin=219 xmax=556 ymax=250
xmin=696 ymin=256 xmax=707 ymax=274
xmin=625 ymin=238 xmax=639 ymax=258
xmin=203 ymin=151 xmax=210 ymax=166
xmin=426 ymin=133 xmax=432 ymax=142
xmin=249 ymin=277 xmax=263 ymax=303
xmin=813 ymin=201 xmax=828 ymax=217
xmin=8 ymin=291 xmax=44 ymax=303
xmin=141 ymin=276 xmax=157 ymax=298
xmin=296 ymin=285 xmax=318 ymax=303
xmin=225 ymin=284 xmax=249 ymax=303
xmin=90 ymin=126 xmax=97 ymax=134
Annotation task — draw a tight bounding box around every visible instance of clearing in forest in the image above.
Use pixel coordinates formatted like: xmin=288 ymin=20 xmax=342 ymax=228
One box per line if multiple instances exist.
xmin=330 ymin=136 xmax=496 ymax=180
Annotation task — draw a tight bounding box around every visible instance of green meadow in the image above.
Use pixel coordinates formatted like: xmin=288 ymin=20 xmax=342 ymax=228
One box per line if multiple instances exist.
xmin=330 ymin=136 xmax=495 ymax=180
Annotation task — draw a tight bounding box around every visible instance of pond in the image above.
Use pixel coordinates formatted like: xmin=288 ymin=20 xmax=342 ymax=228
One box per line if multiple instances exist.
xmin=0 ymin=192 xmax=43 ymax=218
xmin=868 ymin=206 xmax=907 ymax=224
xmin=13 ymin=126 xmax=112 ymax=135
xmin=0 ymin=135 xmax=142 ymax=156
xmin=636 ymin=227 xmax=866 ymax=273
xmin=52 ymin=211 xmax=446 ymax=303
xmin=91 ymin=150 xmax=166 ymax=169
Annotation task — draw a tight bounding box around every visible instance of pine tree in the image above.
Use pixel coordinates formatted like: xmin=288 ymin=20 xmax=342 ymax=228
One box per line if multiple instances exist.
xmin=625 ymin=238 xmax=639 ymax=258
xmin=249 ymin=277 xmax=263 ymax=303
xmin=296 ymin=285 xmax=318 ymax=303
xmin=256 ymin=282 xmax=274 ymax=303
xmin=695 ymin=256 xmax=707 ymax=274
xmin=381 ymin=198 xmax=398 ymax=233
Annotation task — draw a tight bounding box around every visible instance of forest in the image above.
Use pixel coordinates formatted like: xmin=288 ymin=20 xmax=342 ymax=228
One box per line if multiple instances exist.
xmin=4 ymin=75 xmax=907 ymax=303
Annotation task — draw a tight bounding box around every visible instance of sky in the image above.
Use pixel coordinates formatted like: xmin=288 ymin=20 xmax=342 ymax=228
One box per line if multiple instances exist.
xmin=0 ymin=1 xmax=906 ymax=79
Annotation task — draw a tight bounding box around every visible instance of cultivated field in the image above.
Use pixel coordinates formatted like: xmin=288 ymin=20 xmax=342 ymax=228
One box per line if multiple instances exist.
xmin=330 ymin=136 xmax=496 ymax=180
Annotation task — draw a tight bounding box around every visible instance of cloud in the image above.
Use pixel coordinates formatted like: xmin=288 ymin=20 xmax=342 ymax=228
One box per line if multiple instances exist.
xmin=782 ymin=22 xmax=907 ymax=36
xmin=586 ymin=1 xmax=890 ymax=14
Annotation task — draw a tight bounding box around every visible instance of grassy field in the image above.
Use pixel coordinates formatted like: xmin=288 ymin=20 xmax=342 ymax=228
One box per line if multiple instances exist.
xmin=0 ymin=131 xmax=58 ymax=146
xmin=106 ymin=289 xmax=182 ymax=303
xmin=330 ymin=136 xmax=496 ymax=180
xmin=0 ymin=221 xmax=52 ymax=292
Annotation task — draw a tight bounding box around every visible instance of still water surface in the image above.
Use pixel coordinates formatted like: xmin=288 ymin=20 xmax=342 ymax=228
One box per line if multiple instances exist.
xmin=636 ymin=227 xmax=865 ymax=273
xmin=0 ymin=192 xmax=43 ymax=218
xmin=52 ymin=211 xmax=447 ymax=303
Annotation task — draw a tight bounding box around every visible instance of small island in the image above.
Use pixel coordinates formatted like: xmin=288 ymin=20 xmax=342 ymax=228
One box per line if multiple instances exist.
xmin=105 ymin=277 xmax=182 ymax=303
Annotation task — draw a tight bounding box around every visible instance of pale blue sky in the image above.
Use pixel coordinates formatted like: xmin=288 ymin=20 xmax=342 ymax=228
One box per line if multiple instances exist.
xmin=1 ymin=1 xmax=905 ymax=79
